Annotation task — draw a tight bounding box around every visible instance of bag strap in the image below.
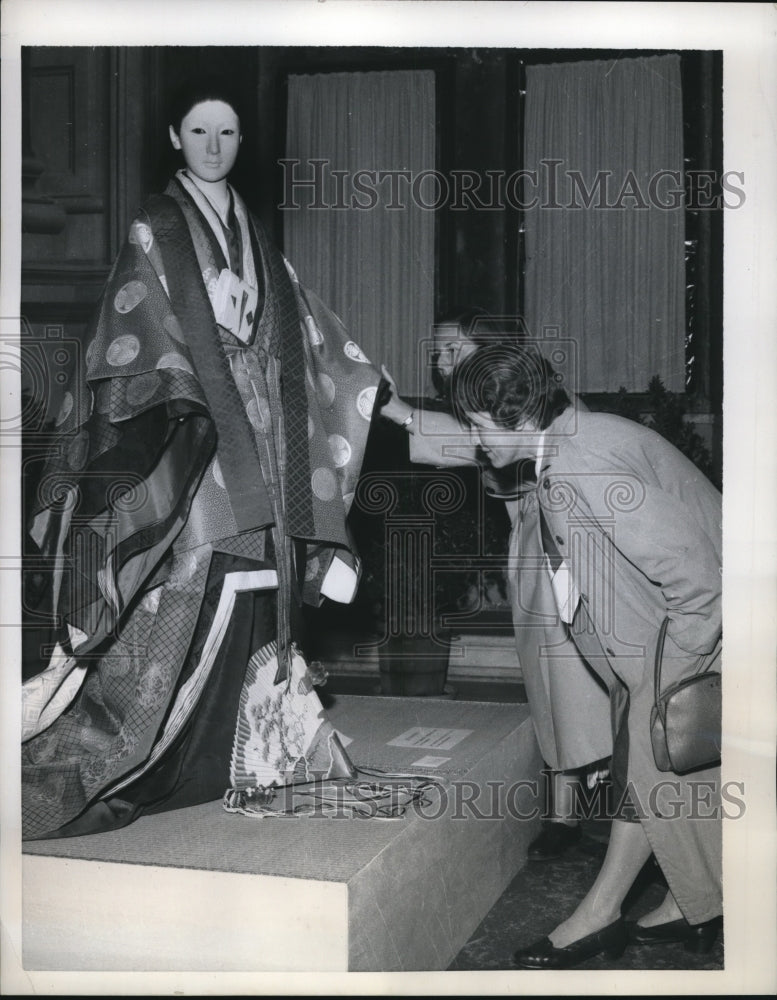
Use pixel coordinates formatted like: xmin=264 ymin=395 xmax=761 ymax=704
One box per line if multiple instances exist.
xmin=653 ymin=616 xmax=670 ymax=705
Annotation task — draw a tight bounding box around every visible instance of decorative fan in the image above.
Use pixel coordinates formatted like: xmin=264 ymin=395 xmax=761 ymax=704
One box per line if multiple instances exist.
xmin=224 ymin=642 xmax=440 ymax=820
xmin=228 ymin=642 xmax=355 ymax=795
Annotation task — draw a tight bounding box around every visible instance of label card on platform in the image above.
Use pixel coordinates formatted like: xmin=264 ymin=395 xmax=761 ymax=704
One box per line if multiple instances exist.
xmin=388 ymin=727 xmax=473 ymax=751
xmin=411 ymin=755 xmax=452 ymax=768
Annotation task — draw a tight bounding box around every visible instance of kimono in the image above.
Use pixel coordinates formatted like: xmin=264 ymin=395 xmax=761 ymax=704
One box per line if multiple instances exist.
xmin=22 ymin=171 xmax=380 ymax=840
xmin=538 ymin=405 xmax=723 ymax=923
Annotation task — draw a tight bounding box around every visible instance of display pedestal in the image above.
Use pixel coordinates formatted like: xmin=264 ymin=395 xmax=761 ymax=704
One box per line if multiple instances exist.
xmin=23 ymin=696 xmax=542 ymax=972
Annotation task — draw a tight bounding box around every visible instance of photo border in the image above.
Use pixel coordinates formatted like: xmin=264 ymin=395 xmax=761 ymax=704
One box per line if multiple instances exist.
xmin=2 ymin=2 xmax=775 ymax=995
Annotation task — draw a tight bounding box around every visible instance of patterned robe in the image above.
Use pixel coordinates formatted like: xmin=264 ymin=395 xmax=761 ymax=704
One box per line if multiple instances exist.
xmin=22 ymin=174 xmax=379 ymax=839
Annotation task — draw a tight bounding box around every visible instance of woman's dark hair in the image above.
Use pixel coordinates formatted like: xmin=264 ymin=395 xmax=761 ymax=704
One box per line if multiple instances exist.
xmin=168 ymin=74 xmax=245 ymax=134
xmin=451 ymin=341 xmax=571 ymax=431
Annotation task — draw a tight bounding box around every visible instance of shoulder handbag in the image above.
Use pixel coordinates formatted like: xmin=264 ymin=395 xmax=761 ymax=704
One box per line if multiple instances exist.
xmin=650 ymin=617 xmax=722 ymax=774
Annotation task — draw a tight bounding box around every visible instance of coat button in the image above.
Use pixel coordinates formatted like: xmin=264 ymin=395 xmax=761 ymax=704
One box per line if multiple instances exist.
xmin=543 ymin=478 xmax=550 ymax=489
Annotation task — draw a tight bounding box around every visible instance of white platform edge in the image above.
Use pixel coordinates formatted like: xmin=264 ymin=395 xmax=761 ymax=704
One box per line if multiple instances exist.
xmin=23 ymin=855 xmax=348 ymax=972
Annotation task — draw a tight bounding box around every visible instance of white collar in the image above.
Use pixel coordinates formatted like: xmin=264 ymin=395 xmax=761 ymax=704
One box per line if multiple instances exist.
xmin=534 ymin=429 xmax=548 ymax=481
xmin=180 ymin=169 xmax=231 ymax=223
xmin=175 ymin=170 xmax=257 ymax=289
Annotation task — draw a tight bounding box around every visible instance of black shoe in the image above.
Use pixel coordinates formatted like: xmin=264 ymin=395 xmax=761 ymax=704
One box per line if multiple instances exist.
xmin=513 ymin=918 xmax=628 ymax=970
xmin=628 ymin=915 xmax=721 ymax=954
xmin=527 ymin=821 xmax=581 ymax=861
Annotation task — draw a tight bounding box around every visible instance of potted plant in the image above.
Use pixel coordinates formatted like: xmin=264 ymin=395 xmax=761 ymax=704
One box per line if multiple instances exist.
xmin=605 ymin=375 xmax=719 ymax=488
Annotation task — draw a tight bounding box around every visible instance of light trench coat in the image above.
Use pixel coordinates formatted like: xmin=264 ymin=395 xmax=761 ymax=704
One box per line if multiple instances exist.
xmin=407 ymin=409 xmax=612 ymax=773
xmin=537 ymin=405 xmax=722 ymax=923
xmin=505 ymin=489 xmax=612 ymax=771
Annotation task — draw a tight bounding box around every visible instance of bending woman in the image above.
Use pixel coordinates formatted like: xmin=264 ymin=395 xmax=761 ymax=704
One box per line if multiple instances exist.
xmin=22 ymin=77 xmax=379 ymax=839
xmin=379 ymin=311 xmax=612 ymax=857
xmin=452 ymin=341 xmax=722 ymax=967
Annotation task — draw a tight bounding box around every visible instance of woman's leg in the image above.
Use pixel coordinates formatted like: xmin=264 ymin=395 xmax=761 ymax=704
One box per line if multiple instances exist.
xmin=635 ymin=890 xmax=684 ymax=927
xmin=550 ymin=768 xmax=580 ymax=823
xmin=548 ymin=818 xmax=653 ymax=947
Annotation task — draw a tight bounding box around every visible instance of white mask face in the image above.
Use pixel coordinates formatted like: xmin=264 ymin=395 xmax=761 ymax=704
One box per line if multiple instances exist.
xmin=169 ymin=100 xmax=242 ymax=184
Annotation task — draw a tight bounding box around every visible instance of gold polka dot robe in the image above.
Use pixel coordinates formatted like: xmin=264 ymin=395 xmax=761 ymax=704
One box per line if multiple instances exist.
xmin=22 ymin=177 xmax=379 ymax=838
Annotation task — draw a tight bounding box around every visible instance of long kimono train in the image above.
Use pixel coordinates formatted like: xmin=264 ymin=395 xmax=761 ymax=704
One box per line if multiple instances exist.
xmin=22 ymin=172 xmax=380 ymax=840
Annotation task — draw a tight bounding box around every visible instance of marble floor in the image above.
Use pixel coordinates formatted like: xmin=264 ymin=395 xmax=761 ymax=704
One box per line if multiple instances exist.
xmin=448 ymin=814 xmax=724 ymax=972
